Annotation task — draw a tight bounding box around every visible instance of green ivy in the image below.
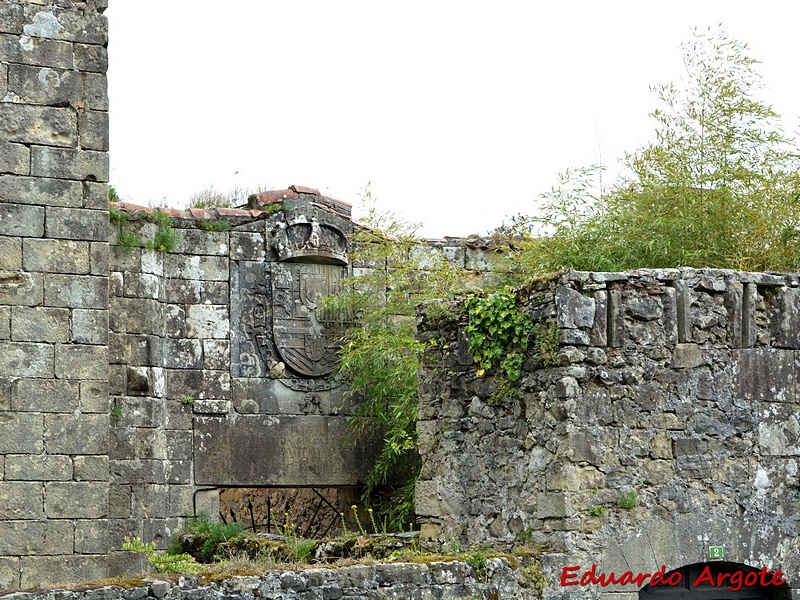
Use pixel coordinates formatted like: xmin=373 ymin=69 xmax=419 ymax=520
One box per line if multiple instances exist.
xmin=464 ymin=288 xmax=533 ymax=382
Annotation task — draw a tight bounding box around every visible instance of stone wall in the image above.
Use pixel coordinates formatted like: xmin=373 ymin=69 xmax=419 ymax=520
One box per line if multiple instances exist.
xmin=0 ymin=559 xmax=534 ymax=599
xmin=0 ymin=0 xmax=110 ymax=589
xmin=103 ymin=191 xmax=509 ymax=549
xmin=416 ymin=268 xmax=800 ymax=598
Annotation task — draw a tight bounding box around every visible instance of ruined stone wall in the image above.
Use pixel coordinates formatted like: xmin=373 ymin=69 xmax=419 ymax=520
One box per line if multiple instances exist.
xmin=0 ymin=559 xmax=535 ymax=599
xmin=416 ymin=268 xmax=800 ymax=597
xmin=104 ymin=193 xmax=509 ymax=556
xmin=0 ymin=0 xmax=111 ymax=589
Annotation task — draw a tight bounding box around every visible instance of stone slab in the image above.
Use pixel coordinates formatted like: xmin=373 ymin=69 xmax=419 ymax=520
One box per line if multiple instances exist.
xmin=194 ymin=414 xmax=377 ymax=486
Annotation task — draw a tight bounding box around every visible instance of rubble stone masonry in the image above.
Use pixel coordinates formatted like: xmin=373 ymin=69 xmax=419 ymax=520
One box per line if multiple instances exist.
xmin=416 ymin=268 xmax=800 ymax=599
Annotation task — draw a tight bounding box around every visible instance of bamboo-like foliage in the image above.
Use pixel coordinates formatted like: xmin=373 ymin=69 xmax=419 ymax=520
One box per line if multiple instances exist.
xmin=322 ymin=193 xmax=467 ymax=531
xmin=509 ymin=28 xmax=800 ymax=276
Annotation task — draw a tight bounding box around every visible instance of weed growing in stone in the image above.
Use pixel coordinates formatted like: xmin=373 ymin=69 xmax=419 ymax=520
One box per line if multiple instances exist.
xmin=589 ymin=504 xmax=607 ymax=518
xmin=123 ymin=536 xmax=202 ymax=574
xmin=464 ymin=288 xmax=533 ymax=382
xmin=196 ymin=219 xmax=232 ymax=232
xmin=617 ymin=491 xmax=639 ymax=509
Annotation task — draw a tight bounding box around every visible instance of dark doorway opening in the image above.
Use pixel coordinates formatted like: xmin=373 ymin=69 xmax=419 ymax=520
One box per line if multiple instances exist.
xmin=640 ymin=562 xmax=789 ymax=600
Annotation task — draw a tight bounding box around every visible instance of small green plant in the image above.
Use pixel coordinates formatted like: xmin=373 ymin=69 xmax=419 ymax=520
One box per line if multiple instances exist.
xmin=463 ymin=549 xmax=489 ymax=581
xmin=146 ymin=225 xmax=179 ymax=252
xmin=123 ymin=536 xmax=202 ymax=574
xmin=117 ymin=230 xmax=141 ymax=249
xmin=181 ymin=395 xmax=195 ymax=405
xmin=351 ymin=505 xmax=367 ymax=535
xmin=182 ymin=515 xmax=245 ymax=563
xmin=617 ymin=491 xmax=639 ymax=509
xmin=109 ymin=203 xmax=131 ymax=225
xmin=109 ymin=185 xmax=121 ymax=203
xmin=532 ymin=318 xmax=560 ymax=366
xmin=589 ymin=504 xmax=607 ymax=518
xmin=196 ymin=219 xmax=232 ymax=232
xmin=522 ymin=562 xmax=548 ymax=591
xmin=110 ymin=405 xmax=123 ymax=421
xmin=464 ymin=288 xmax=533 ymax=382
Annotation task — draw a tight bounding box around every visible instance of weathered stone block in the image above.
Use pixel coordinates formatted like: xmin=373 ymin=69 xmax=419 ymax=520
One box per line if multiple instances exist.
xmin=45 ymin=206 xmax=109 ymax=242
xmin=79 ymin=109 xmax=109 ymax=151
xmin=163 ymin=338 xmax=202 ymax=369
xmin=0 ymin=412 xmax=43 ymax=454
xmin=160 ymin=278 xmax=200 ymax=304
xmin=74 ymin=455 xmax=109 ymax=481
xmin=0 ymin=203 xmax=44 ymax=237
xmin=166 ymin=369 xmax=229 ymax=399
xmin=110 ymin=396 xmax=165 ymax=429
xmin=5 ymin=455 xmax=72 ymax=481
xmin=80 ymin=380 xmax=109 ymax=413
xmin=11 ymin=378 xmax=79 ymax=412
xmin=130 ymin=483 xmax=168 ymax=518
xmin=45 ymin=413 xmax=107 ymax=454
xmin=0 ymin=557 xmax=19 ymax=591
xmin=85 ymin=71 xmax=109 ymax=110
xmin=7 ymin=64 xmax=83 ymax=106
xmin=535 ymin=492 xmax=572 ymax=518
xmin=0 ymin=481 xmax=44 ymax=519
xmin=193 ymin=399 xmax=230 ymax=414
xmin=31 ymin=146 xmax=109 ymax=182
xmin=45 ymin=273 xmax=107 ymax=308
xmin=230 ymin=231 xmax=266 ymax=261
xmin=375 ymin=563 xmax=429 ymax=585
xmin=72 ymin=308 xmax=109 ymax=344
xmin=108 ymin=485 xmax=131 ymax=519
xmin=0 ymin=100 xmax=76 ymax=145
xmin=556 ymin=286 xmax=596 ymax=329
xmin=0 ymin=3 xmax=23 ymax=34
xmin=75 ymin=519 xmax=109 ymax=554
xmin=177 ymin=229 xmax=229 ymax=256
xmin=203 ymin=339 xmax=230 ymax=370
xmin=0 ymin=341 xmax=53 ymax=378
xmin=0 ymin=141 xmax=29 ymax=175
xmin=201 ymin=281 xmax=229 ymax=304
xmin=110 ymin=458 xmax=166 ymax=485
xmin=10 ymin=305 xmax=69 ymax=342
xmin=734 ymin=348 xmax=794 ymax=403
xmin=20 ymin=555 xmax=108 ymax=589
xmin=45 ymin=481 xmax=108 ymax=518
xmin=672 ymin=343 xmax=703 ymax=369
xmin=74 ymin=42 xmax=108 ymax=72
xmin=0 ymin=237 xmax=22 ymax=272
xmin=109 ymin=296 xmax=161 ymax=333
xmin=0 ymin=271 xmax=42 ymax=306
xmin=22 ymin=238 xmax=90 ymax=274
xmin=55 ymin=344 xmax=108 ymax=379
xmin=195 ymin=414 xmax=377 ymax=486
xmin=84 ymin=180 xmax=109 ymax=209
xmin=186 ymin=304 xmax=229 ymax=338
xmin=164 ymin=254 xmax=228 ymax=281
xmin=0 ymin=174 xmax=83 ymax=207
xmin=167 ymin=485 xmax=194 ymax=517
xmin=0 ymin=520 xmax=72 ymax=555
xmin=23 ymin=6 xmax=108 ymax=45
xmin=0 ymin=306 xmax=9 ymax=340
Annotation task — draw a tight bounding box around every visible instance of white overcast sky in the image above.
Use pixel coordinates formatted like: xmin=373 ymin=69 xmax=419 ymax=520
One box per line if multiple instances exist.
xmin=105 ymin=1 xmax=800 ymax=238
